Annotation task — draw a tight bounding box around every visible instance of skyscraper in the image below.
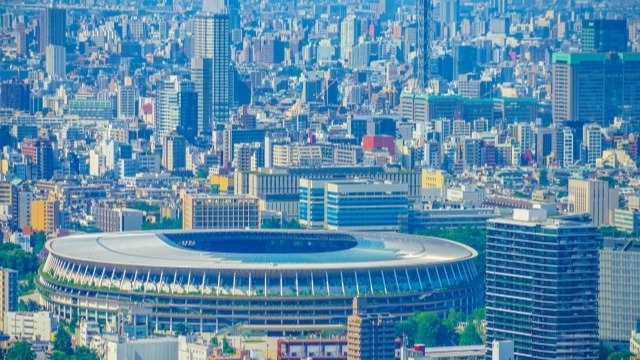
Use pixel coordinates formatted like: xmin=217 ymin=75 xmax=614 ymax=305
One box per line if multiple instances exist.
xmin=581 ymin=19 xmax=628 ymax=53
xmin=485 ymin=209 xmax=599 ymax=360
xmin=155 ymin=76 xmax=181 ymax=143
xmin=39 ymin=7 xmax=66 ymax=53
xmin=45 ymin=45 xmax=66 ymax=80
xmin=193 ymin=12 xmax=231 ymax=125
xmin=178 ymin=80 xmax=198 ymax=143
xmin=191 ymin=57 xmax=213 ymax=136
xmin=340 ymin=15 xmax=359 ymax=64
xmin=552 ymin=53 xmax=606 ymax=124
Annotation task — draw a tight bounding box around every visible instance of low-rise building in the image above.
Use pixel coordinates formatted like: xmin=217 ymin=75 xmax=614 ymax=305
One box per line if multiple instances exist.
xmin=182 ymin=194 xmax=260 ymax=230
xmin=3 ymin=311 xmax=57 ymax=341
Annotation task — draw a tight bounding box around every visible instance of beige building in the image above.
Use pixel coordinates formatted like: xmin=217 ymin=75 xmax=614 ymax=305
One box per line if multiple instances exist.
xmin=162 ymin=134 xmax=186 ymax=171
xmin=568 ymin=179 xmax=618 ymax=226
xmin=182 ymin=194 xmax=259 ymax=230
xmin=347 ymin=297 xmax=395 ymax=360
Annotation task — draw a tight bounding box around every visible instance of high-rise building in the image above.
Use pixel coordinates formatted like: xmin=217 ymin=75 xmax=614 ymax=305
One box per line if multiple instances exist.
xmin=191 ymin=58 xmax=213 ymax=137
xmin=155 ymin=76 xmax=181 ymax=142
xmin=599 ymin=239 xmax=640 ymax=343
xmin=11 ymin=186 xmax=33 ymax=231
xmin=45 ymin=45 xmax=66 ymax=80
xmin=568 ymin=178 xmax=618 ymax=226
xmin=39 ymin=7 xmax=65 ymax=53
xmin=182 ymin=194 xmax=259 ymax=230
xmin=162 ymin=134 xmax=186 ymax=171
xmin=552 ymin=52 xmax=640 ymax=125
xmin=439 ymin=0 xmax=459 ymax=25
xmin=193 ymin=12 xmax=231 ymax=125
xmin=21 ymin=138 xmax=54 ymax=180
xmin=340 ymin=15 xmax=359 ymax=64
xmin=117 ymin=82 xmax=137 ymax=119
xmin=0 ymin=81 xmax=30 ymax=112
xmin=581 ymin=19 xmax=628 ymax=53
xmin=0 ymin=269 xmax=18 ymax=331
xmin=485 ymin=209 xmax=599 ymax=360
xmin=30 ymin=199 xmax=60 ymax=234
xmin=582 ymin=123 xmax=602 ymax=166
xmin=178 ymin=80 xmax=198 ymax=143
xmin=346 ymin=297 xmax=395 ymax=360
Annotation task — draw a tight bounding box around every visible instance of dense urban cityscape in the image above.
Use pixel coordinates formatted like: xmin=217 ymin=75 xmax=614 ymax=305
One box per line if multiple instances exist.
xmin=0 ymin=0 xmax=638 ymax=359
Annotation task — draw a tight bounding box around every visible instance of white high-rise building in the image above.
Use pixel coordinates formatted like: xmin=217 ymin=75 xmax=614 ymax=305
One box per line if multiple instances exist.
xmin=340 ymin=15 xmax=359 ymax=64
xmin=45 ymin=45 xmax=66 ymax=80
xmin=155 ymin=76 xmax=181 ymax=143
xmin=193 ymin=11 xmax=231 ymax=125
xmin=562 ymin=127 xmax=574 ymax=166
xmin=583 ymin=123 xmax=602 ymax=166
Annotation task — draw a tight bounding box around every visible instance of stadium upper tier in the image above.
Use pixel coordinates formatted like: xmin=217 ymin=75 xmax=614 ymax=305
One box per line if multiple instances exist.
xmin=39 ymin=230 xmax=483 ymax=333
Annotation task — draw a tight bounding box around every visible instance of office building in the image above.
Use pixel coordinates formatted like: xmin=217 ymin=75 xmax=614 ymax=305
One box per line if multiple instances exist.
xmin=236 ymin=166 xmax=421 ymax=219
xmin=21 ymin=138 xmax=54 ymax=181
xmin=340 ymin=15 xmax=360 ymax=64
xmin=193 ymin=12 xmax=231 ymax=124
xmin=95 ymin=206 xmax=144 ymax=232
xmin=599 ymin=239 xmax=640 ymax=343
xmin=11 ymin=186 xmax=33 ymax=230
xmin=324 ymin=180 xmax=409 ymax=231
xmin=117 ymin=83 xmax=137 ymax=119
xmin=347 ymin=297 xmax=395 ymax=360
xmin=4 ymin=311 xmax=57 ymax=341
xmin=45 ymin=45 xmax=66 ymax=80
xmin=155 ymin=76 xmax=181 ymax=143
xmin=552 ymin=53 xmax=606 ymax=124
xmin=191 ymin=58 xmax=213 ymax=137
xmin=39 ymin=7 xmax=65 ymax=53
xmin=552 ymin=53 xmax=640 ymax=125
xmin=182 ymin=194 xmax=259 ymax=230
xmin=0 ymin=81 xmax=30 ymax=112
xmin=581 ymin=19 xmax=628 ymax=53
xmin=177 ymin=81 xmax=198 ymax=143
xmin=0 ymin=269 xmax=18 ymax=332
xmin=582 ymin=123 xmax=602 ymax=166
xmin=162 ymin=134 xmax=186 ymax=171
xmin=221 ymin=127 xmax=266 ymax=165
xmin=568 ymin=178 xmax=618 ymax=226
xmin=30 ymin=199 xmax=60 ymax=234
xmin=440 ymin=0 xmax=459 ymax=25
xmin=485 ymin=209 xmax=599 ymax=360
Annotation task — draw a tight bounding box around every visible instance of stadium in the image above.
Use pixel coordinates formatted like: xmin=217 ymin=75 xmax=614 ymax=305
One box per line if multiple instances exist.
xmin=38 ymin=230 xmax=483 ymax=334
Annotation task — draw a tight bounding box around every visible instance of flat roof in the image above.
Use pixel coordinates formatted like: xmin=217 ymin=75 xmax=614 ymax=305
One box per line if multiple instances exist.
xmin=46 ymin=230 xmax=477 ymax=271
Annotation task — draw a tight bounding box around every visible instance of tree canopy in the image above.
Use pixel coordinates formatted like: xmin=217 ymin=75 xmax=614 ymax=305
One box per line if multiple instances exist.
xmin=53 ymin=327 xmax=73 ymax=355
xmin=397 ymin=309 xmax=486 ymax=347
xmin=6 ymin=340 xmax=36 ymax=360
xmin=459 ymin=320 xmax=483 ymax=345
xmin=0 ymin=243 xmax=38 ymax=275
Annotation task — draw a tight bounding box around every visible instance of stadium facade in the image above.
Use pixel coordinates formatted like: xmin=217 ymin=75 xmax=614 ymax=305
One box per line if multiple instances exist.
xmin=38 ymin=230 xmax=483 ymax=333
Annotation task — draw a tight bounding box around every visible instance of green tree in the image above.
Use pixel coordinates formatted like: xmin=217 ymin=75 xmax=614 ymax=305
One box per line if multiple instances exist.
xmin=53 ymin=327 xmax=73 ymax=355
xmin=32 ymin=231 xmax=47 ymax=255
xmin=73 ymin=346 xmax=100 ymax=360
xmin=459 ymin=321 xmax=483 ymax=345
xmin=538 ymin=169 xmax=549 ymax=186
xmin=396 ymin=312 xmax=457 ymax=347
xmin=222 ymin=337 xmax=236 ymax=354
xmin=173 ymin=323 xmax=189 ymax=335
xmin=6 ymin=340 xmax=36 ymax=360
xmin=607 ymin=352 xmax=633 ymax=360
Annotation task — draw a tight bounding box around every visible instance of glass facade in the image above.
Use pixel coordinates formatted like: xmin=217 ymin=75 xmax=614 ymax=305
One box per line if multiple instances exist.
xmin=485 ymin=219 xmax=599 ymax=360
